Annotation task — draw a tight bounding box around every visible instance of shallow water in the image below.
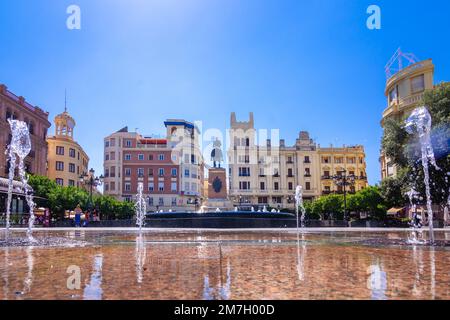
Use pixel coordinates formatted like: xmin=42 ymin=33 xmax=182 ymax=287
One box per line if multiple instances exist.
xmin=1 ymin=229 xmax=449 ymax=300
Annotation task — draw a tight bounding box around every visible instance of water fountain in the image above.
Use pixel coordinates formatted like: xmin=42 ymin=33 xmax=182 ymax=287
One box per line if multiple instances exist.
xmin=295 ymin=185 xmax=306 ymax=229
xmin=405 ymin=106 xmax=439 ymax=244
xmin=135 ymin=182 xmax=146 ymax=230
xmin=406 ymin=188 xmax=425 ymax=244
xmin=5 ymin=119 xmax=36 ymax=239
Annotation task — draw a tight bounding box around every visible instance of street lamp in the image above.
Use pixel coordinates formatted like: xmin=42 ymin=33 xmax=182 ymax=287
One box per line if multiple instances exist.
xmin=79 ymin=168 xmax=104 ymax=211
xmin=331 ymin=169 xmax=356 ymax=222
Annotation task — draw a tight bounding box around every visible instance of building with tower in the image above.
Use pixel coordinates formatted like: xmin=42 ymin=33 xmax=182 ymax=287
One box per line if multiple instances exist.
xmin=228 ymin=112 xmax=368 ymax=210
xmin=380 ymin=49 xmax=436 ymax=179
xmin=46 ymin=106 xmax=89 ymax=187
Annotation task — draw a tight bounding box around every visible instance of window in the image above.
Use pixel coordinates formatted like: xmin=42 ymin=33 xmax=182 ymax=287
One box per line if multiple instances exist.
xmin=323 ymin=170 xmax=330 ymax=177
xmin=389 ymin=87 xmax=397 ymax=103
xmin=171 ymin=168 xmax=177 ymax=177
xmin=287 ymin=168 xmax=293 ymax=177
xmin=159 ymin=154 xmax=165 ymax=161
xmin=110 ymin=182 xmax=115 ymax=191
xmin=158 ymin=198 xmax=164 ymax=206
xmin=69 ymin=163 xmax=75 ymax=173
xmin=184 ymin=182 xmax=190 ymax=191
xmin=104 ymin=183 xmax=109 ymax=192
xmin=125 ymin=183 xmax=131 ymax=191
xmin=306 ymin=182 xmax=311 ymax=190
xmin=68 ymin=148 xmax=76 ymax=158
xmin=125 ymin=140 xmax=132 ymax=147
xmin=158 ymin=168 xmax=164 ymax=177
xmin=110 ymin=138 xmax=115 ymax=147
xmin=171 ymin=182 xmax=177 ymax=192
xmin=411 ymin=74 xmax=425 ymax=93
xmin=138 ymin=154 xmax=144 ymax=161
xmin=184 ymin=169 xmax=190 ymax=177
xmin=288 ymin=182 xmax=293 ymax=190
xmin=304 ymin=156 xmax=310 ymax=163
xmin=137 ymin=168 xmax=144 ymax=177
xmin=125 ymin=168 xmax=131 ymax=176
xmin=158 ymin=182 xmax=164 ymax=191
xmin=68 ymin=180 xmax=75 ymax=187
xmin=322 ymin=157 xmax=330 ymax=164
xmin=148 ymin=198 xmax=154 ymax=206
xmin=274 ymin=182 xmax=279 ymax=190
xmin=148 ymin=168 xmax=154 ymax=176
xmin=55 ymin=178 xmax=64 ymax=186
xmin=148 ymin=183 xmax=154 ymax=192
xmin=148 ymin=154 xmax=154 ymax=161
xmin=239 ymin=167 xmax=251 ymax=177
xmin=172 ymin=198 xmax=177 ymax=206
xmin=287 ymin=156 xmax=293 ymax=163
xmin=260 ymin=182 xmax=265 ymax=190
xmin=305 ymin=168 xmax=311 ymax=176
xmin=125 ymin=154 xmax=131 ymax=161
xmin=239 ymin=181 xmax=250 ymax=190
xmin=56 ymin=146 xmax=64 ymax=155
xmin=56 ymin=161 xmax=64 ymax=171
xmin=105 ymin=154 xmax=110 ymax=161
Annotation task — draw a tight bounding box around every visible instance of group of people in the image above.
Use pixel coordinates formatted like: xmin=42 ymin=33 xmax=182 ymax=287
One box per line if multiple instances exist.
xmin=73 ymin=204 xmax=100 ymax=227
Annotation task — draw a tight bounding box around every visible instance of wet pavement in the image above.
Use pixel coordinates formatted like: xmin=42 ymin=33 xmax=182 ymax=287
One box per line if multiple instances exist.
xmin=1 ymin=229 xmax=449 ymax=300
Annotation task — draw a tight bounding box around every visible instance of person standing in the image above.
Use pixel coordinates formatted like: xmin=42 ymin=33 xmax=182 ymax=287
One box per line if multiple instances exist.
xmin=74 ymin=204 xmax=82 ymax=227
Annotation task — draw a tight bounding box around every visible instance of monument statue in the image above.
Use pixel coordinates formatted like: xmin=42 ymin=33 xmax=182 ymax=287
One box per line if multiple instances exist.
xmin=211 ymin=138 xmax=224 ymax=168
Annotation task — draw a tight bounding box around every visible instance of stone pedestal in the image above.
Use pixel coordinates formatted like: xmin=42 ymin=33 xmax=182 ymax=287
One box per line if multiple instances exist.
xmin=202 ymin=167 xmax=233 ymax=211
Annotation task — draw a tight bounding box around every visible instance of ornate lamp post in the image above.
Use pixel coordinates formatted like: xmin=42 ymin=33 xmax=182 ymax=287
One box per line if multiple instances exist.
xmin=79 ymin=168 xmax=104 ymax=211
xmin=331 ymin=169 xmax=356 ymax=222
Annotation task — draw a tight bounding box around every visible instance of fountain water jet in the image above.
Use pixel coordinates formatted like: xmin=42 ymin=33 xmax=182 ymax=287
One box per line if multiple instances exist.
xmin=135 ymin=182 xmax=146 ymax=230
xmin=295 ymin=185 xmax=306 ymax=229
xmin=5 ymin=119 xmax=36 ymax=239
xmin=405 ymin=106 xmax=439 ymax=244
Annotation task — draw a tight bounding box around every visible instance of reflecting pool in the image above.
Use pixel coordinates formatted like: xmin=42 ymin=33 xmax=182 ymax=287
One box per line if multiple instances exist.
xmin=1 ymin=229 xmax=449 ymax=300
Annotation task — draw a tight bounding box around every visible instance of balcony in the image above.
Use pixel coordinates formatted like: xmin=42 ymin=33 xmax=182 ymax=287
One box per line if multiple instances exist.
xmin=287 ymin=174 xmax=294 ymax=178
xmin=304 ymin=160 xmax=311 ymax=164
xmin=286 ymin=161 xmax=294 ymax=164
xmin=321 ymin=175 xmax=331 ymax=180
xmin=273 ymin=174 xmax=280 ymax=178
xmin=304 ymin=173 xmax=311 ymax=177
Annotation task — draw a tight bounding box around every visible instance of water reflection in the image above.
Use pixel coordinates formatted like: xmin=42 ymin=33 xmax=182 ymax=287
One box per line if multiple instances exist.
xmin=135 ymin=234 xmax=147 ymax=284
xmin=366 ymin=259 xmax=387 ymax=300
xmin=296 ymin=233 xmax=306 ymax=281
xmin=83 ymin=254 xmax=103 ymax=300
xmin=23 ymin=246 xmax=34 ymax=294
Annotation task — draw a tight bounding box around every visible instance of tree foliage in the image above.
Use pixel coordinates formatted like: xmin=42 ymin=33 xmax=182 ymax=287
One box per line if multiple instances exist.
xmin=28 ymin=175 xmax=134 ymax=220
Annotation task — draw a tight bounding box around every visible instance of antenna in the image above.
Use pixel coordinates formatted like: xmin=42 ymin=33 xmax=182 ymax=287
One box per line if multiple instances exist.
xmin=64 ymin=89 xmax=67 ymax=112
xmin=385 ymin=48 xmax=419 ymax=79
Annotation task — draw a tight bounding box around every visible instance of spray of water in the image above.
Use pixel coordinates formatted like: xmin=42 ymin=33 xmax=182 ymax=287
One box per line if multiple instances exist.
xmin=135 ymin=182 xmax=146 ymax=230
xmin=405 ymin=106 xmax=439 ymax=244
xmin=5 ymin=119 xmax=36 ymax=239
xmin=295 ymin=185 xmax=306 ymax=229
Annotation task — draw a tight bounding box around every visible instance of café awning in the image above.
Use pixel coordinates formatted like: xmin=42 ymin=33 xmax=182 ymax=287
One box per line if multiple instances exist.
xmin=387 ymin=207 xmax=405 ymax=215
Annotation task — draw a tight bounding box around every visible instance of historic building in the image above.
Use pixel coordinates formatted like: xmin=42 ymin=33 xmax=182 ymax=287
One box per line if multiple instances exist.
xmin=46 ymin=108 xmax=89 ymax=187
xmin=0 ymin=84 xmax=51 ymax=215
xmin=0 ymin=84 xmax=51 ymax=177
xmin=228 ymin=112 xmax=368 ymax=210
xmin=103 ymin=120 xmax=204 ymax=211
xmin=380 ymin=55 xmax=435 ymax=179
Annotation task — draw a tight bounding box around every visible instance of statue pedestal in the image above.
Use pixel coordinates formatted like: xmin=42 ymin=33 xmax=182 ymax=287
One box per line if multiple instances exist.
xmin=202 ymin=168 xmax=233 ymax=212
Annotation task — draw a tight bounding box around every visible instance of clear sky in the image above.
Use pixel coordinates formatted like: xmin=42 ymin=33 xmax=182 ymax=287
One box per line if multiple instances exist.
xmin=1 ymin=0 xmax=449 ymax=186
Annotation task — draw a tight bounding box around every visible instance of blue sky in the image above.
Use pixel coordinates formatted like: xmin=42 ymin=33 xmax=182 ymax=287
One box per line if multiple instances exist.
xmin=1 ymin=0 xmax=449 ymax=186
